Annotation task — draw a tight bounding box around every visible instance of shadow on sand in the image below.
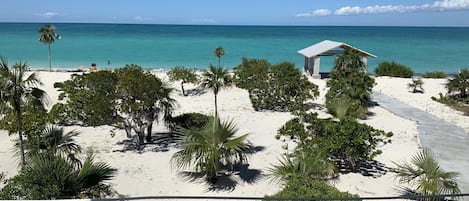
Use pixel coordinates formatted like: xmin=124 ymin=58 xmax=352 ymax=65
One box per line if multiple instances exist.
xmin=178 ymin=164 xmax=263 ymax=192
xmin=113 ymin=132 xmax=177 ymax=153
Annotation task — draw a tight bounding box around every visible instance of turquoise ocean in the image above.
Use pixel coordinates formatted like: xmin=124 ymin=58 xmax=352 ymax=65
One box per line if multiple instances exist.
xmin=0 ymin=23 xmax=468 ymax=73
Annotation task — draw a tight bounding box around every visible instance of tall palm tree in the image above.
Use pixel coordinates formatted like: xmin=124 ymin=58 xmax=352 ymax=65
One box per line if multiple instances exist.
xmin=394 ymin=148 xmax=460 ymax=200
xmin=214 ymin=46 xmax=225 ymax=68
xmin=0 ymin=59 xmax=47 ymax=167
xmin=171 ymin=116 xmax=252 ymax=183
xmin=199 ymin=64 xmax=232 ymax=117
xmin=38 ymin=24 xmax=61 ymax=71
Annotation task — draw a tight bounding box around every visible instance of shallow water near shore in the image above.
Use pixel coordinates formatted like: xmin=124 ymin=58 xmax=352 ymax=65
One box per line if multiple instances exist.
xmin=1 ymin=23 xmax=468 ymax=73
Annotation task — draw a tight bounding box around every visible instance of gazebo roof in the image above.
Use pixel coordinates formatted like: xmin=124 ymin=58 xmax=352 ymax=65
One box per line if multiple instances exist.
xmin=298 ymin=40 xmax=377 ymax=58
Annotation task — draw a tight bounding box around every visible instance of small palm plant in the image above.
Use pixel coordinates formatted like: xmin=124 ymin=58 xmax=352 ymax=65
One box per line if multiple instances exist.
xmin=393 ymin=148 xmax=460 ymax=200
xmin=171 ymin=116 xmax=252 ymax=183
xmin=269 ymin=148 xmax=338 ymax=182
xmin=1 ymin=151 xmax=116 ymax=199
xmin=446 ymin=68 xmax=468 ymax=98
xmin=38 ymin=24 xmax=61 ymax=71
xmin=408 ymin=77 xmax=425 ymax=93
xmin=199 ymin=64 xmax=232 ymax=117
xmin=25 ymin=126 xmax=82 ymax=167
xmin=167 ymin=66 xmax=198 ymax=96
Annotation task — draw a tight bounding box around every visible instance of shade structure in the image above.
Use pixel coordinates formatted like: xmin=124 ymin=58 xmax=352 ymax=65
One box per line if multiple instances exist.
xmin=298 ymin=40 xmax=377 ymax=78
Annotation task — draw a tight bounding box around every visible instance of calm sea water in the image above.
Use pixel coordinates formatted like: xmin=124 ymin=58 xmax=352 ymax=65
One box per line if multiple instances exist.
xmin=0 ymin=23 xmax=468 ymax=73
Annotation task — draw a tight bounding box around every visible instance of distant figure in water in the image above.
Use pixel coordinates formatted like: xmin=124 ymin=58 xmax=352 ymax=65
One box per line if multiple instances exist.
xmin=107 ymin=60 xmax=111 ymax=65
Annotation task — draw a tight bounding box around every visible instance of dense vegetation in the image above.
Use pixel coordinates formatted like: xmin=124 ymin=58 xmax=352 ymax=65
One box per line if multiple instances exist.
xmin=326 ymin=49 xmax=375 ymax=119
xmin=422 ymin=71 xmax=447 ymax=78
xmin=276 ymin=113 xmax=392 ymax=172
xmin=432 ymin=68 xmax=469 ymax=115
xmin=375 ymin=61 xmax=414 ymax=78
xmin=233 ymin=57 xmax=319 ymax=112
xmin=266 ymin=176 xmax=358 ymax=200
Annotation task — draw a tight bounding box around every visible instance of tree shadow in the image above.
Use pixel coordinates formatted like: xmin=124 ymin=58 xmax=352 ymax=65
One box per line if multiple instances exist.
xmin=185 ymin=88 xmax=207 ymax=96
xmin=338 ymin=160 xmax=388 ymax=178
xmin=304 ymin=102 xmax=325 ymax=110
xmin=177 ymin=164 xmax=263 ymax=192
xmin=113 ymin=132 xmax=177 ymax=153
xmin=250 ymin=145 xmax=265 ymax=153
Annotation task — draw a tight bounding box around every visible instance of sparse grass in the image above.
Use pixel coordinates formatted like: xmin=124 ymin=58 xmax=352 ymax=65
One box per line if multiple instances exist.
xmin=432 ymin=93 xmax=469 ymax=116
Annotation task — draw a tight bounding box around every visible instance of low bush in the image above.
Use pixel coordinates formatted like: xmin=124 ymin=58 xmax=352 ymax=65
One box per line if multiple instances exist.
xmin=375 ymin=61 xmax=414 ymax=78
xmin=422 ymin=71 xmax=447 ymax=78
xmin=266 ymin=176 xmax=358 ymax=200
xmin=167 ymin=113 xmax=210 ymax=132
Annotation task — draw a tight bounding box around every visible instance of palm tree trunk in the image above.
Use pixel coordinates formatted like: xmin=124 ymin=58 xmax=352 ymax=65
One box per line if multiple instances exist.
xmin=146 ymin=120 xmax=153 ymax=143
xmin=218 ymin=58 xmax=221 ymax=68
xmin=17 ymin=108 xmax=26 ymax=167
xmin=181 ymin=81 xmax=186 ymax=96
xmin=48 ymin=44 xmax=51 ymax=71
xmin=214 ymin=93 xmax=218 ymax=117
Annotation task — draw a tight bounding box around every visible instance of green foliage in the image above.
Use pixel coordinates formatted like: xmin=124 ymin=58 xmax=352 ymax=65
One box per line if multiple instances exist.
xmin=446 ymin=68 xmax=469 ymax=99
xmin=199 ymin=64 xmax=232 ymax=116
xmin=375 ymin=61 xmax=414 ymax=78
xmin=277 ymin=113 xmax=392 ymax=172
xmin=167 ymin=66 xmax=198 ymax=96
xmin=393 ymin=148 xmax=460 ymax=200
xmin=422 ymin=71 xmax=447 ymax=78
xmin=50 ymin=71 xmax=119 ymax=126
xmin=407 ymin=78 xmax=424 ymax=93
xmin=0 ymin=58 xmax=47 ymax=167
xmin=116 ymin=64 xmax=177 ymax=144
xmin=269 ymin=148 xmax=337 ymax=182
xmin=171 ymin=116 xmax=252 ymax=183
xmin=214 ymin=46 xmax=225 ymax=68
xmin=0 ymin=151 xmax=116 ymax=199
xmin=266 ymin=176 xmax=358 ymax=200
xmin=167 ymin=112 xmax=210 ymax=132
xmin=24 ymin=126 xmax=82 ymax=167
xmin=233 ymin=58 xmax=319 ymax=112
xmin=326 ymin=50 xmax=375 ymax=119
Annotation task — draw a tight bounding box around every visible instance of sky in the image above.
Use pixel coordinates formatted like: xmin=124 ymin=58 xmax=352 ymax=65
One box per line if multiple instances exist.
xmin=1 ymin=0 xmax=469 ymax=26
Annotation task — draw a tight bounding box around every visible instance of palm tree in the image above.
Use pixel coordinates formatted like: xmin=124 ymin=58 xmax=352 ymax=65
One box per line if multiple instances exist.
xmin=269 ymin=148 xmax=337 ymax=182
xmin=4 ymin=151 xmax=116 ymax=199
xmin=408 ymin=78 xmax=424 ymax=93
xmin=25 ymin=126 xmax=82 ymax=167
xmin=394 ymin=148 xmax=460 ymax=200
xmin=171 ymin=116 xmax=252 ymax=183
xmin=446 ymin=68 xmax=468 ymax=98
xmin=0 ymin=59 xmax=47 ymax=167
xmin=38 ymin=24 xmax=61 ymax=71
xmin=214 ymin=46 xmax=225 ymax=68
xmin=199 ymin=64 xmax=232 ymax=117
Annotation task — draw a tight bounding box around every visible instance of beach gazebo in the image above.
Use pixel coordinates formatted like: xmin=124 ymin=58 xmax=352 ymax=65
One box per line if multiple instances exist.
xmin=298 ymin=40 xmax=377 ymax=78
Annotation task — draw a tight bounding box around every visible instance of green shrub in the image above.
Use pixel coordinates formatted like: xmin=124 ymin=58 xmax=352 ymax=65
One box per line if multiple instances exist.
xmin=168 ymin=112 xmax=210 ymax=132
xmin=375 ymin=61 xmax=414 ymax=78
xmin=233 ymin=58 xmax=318 ymax=112
xmin=422 ymin=71 xmax=447 ymax=78
xmin=266 ymin=176 xmax=358 ymax=200
xmin=326 ymin=49 xmax=375 ymax=119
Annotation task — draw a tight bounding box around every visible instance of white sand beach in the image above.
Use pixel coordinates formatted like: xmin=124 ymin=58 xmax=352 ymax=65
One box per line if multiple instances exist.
xmin=0 ymin=71 xmax=467 ymax=198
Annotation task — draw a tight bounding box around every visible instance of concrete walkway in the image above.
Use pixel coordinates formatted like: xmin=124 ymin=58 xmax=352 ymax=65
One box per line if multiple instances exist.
xmin=372 ymin=91 xmax=469 ymax=195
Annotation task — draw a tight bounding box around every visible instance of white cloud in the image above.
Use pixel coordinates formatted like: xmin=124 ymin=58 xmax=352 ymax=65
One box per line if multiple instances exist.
xmin=134 ymin=16 xmax=144 ymax=21
xmin=40 ymin=12 xmax=59 ymax=18
xmin=191 ymin=18 xmax=217 ymax=24
xmin=313 ymin=9 xmax=332 ymax=16
xmin=297 ymin=0 xmax=469 ymax=17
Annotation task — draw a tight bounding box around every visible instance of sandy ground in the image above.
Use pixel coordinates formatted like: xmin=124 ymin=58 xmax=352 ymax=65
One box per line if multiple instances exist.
xmin=0 ymin=71 xmax=466 ymax=198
